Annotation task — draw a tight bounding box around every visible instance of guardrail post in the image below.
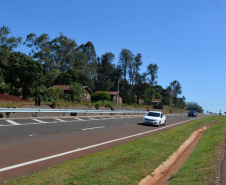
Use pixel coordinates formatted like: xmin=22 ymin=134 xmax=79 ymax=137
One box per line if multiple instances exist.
xmin=36 ymin=112 xmax=38 ymax=117
xmin=63 ymin=113 xmax=66 ymax=116
xmin=6 ymin=112 xmax=10 ymax=118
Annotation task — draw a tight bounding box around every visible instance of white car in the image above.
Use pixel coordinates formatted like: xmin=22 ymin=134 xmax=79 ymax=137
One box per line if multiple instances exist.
xmin=142 ymin=111 xmax=166 ymax=126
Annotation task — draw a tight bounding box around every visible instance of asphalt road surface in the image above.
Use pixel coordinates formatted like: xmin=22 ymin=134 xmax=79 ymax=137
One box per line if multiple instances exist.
xmin=0 ymin=113 xmax=206 ymax=182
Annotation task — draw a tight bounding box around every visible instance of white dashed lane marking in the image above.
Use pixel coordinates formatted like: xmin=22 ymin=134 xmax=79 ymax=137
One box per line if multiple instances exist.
xmin=74 ymin=118 xmax=85 ymax=121
xmin=6 ymin=120 xmax=21 ymax=125
xmin=54 ymin=118 xmax=66 ymax=122
xmin=82 ymin=126 xmax=106 ymax=130
xmin=89 ymin=118 xmax=100 ymax=120
xmin=32 ymin=119 xmax=48 ymax=123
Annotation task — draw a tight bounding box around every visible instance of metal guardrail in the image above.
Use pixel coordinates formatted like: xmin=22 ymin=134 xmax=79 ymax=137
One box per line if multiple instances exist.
xmin=0 ymin=108 xmax=148 ymax=117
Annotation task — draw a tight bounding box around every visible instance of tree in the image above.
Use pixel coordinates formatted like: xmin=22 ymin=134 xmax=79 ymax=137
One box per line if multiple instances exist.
xmin=144 ymin=86 xmax=152 ymax=104
xmin=98 ymin=52 xmax=115 ymax=87
xmin=170 ymin=80 xmax=182 ymax=107
xmin=51 ymin=88 xmax=64 ymax=101
xmin=160 ymin=86 xmax=171 ymax=106
xmin=118 ymin=49 xmax=134 ymax=103
xmin=54 ymin=72 xmax=72 ymax=85
xmin=119 ymin=49 xmax=134 ymax=80
xmin=2 ymin=52 xmax=43 ymax=99
xmin=51 ymin=33 xmax=78 ymax=72
xmin=147 ymin=63 xmax=158 ymax=105
xmin=119 ymin=79 xmax=130 ymax=104
xmin=0 ymin=25 xmax=22 ymax=68
xmin=136 ymin=72 xmax=148 ymax=104
xmin=24 ymin=32 xmax=81 ymax=72
xmin=128 ymin=57 xmax=135 ymax=86
xmin=111 ymin=65 xmax=123 ymax=91
xmin=0 ymin=25 xmax=22 ymax=50
xmin=154 ymin=92 xmax=163 ymax=99
xmin=185 ymin=102 xmax=203 ymax=113
xmin=0 ymin=83 xmax=9 ymax=94
xmin=178 ymin=96 xmax=186 ymax=109
xmin=79 ymin=41 xmax=98 ymax=79
xmin=54 ymin=69 xmax=95 ymax=90
xmin=24 ymin=33 xmax=53 ymax=70
xmin=134 ymin=53 xmax=142 ymax=89
xmin=95 ymin=53 xmax=120 ymax=91
xmin=70 ymin=82 xmax=85 ymax=102
xmin=71 ymin=48 xmax=89 ymax=72
xmin=170 ymin=80 xmax=182 ymax=98
xmin=43 ymin=69 xmax=61 ymax=88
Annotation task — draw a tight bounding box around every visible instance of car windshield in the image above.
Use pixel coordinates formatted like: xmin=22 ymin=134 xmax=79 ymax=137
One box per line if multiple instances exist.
xmin=147 ymin=112 xmax=160 ymax=117
xmin=189 ymin=111 xmax=196 ymax=114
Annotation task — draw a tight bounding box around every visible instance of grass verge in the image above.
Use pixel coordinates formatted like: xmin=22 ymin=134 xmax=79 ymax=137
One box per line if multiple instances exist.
xmin=168 ymin=116 xmax=226 ymax=184
xmin=2 ymin=116 xmax=225 ymax=185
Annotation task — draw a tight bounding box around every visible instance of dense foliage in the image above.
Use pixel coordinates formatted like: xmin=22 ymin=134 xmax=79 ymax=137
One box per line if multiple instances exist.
xmin=0 ymin=25 xmax=190 ymax=109
xmin=185 ymin=102 xmax=204 ymax=113
xmin=91 ymin=92 xmax=111 ymax=102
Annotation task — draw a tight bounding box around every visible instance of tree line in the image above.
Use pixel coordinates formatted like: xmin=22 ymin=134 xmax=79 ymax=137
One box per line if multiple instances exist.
xmin=0 ymin=25 xmax=189 ymax=109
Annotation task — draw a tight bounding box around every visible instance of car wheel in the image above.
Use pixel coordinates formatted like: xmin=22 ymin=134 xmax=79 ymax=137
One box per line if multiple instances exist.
xmin=158 ymin=121 xmax=161 ymax=127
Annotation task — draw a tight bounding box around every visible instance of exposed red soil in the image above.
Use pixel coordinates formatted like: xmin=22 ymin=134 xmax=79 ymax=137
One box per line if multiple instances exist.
xmin=0 ymin=94 xmax=27 ymax=103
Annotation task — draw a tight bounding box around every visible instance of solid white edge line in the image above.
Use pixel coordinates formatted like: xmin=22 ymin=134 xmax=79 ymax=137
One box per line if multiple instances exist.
xmin=82 ymin=126 xmax=106 ymax=130
xmin=0 ymin=117 xmax=200 ymax=173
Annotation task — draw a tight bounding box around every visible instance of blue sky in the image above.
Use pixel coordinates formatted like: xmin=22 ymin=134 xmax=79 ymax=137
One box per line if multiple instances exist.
xmin=1 ymin=0 xmax=226 ymax=114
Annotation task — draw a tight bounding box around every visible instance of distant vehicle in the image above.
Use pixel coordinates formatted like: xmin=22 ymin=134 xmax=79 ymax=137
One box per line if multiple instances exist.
xmin=188 ymin=110 xmax=197 ymax=117
xmin=142 ymin=111 xmax=166 ymax=126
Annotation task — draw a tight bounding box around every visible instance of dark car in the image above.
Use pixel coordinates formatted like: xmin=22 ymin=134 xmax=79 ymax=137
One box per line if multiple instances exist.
xmin=188 ymin=110 xmax=197 ymax=117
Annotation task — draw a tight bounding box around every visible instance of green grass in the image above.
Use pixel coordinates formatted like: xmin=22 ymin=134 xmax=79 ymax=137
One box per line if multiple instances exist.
xmin=169 ymin=116 xmax=226 ymax=184
xmin=2 ymin=116 xmax=225 ymax=185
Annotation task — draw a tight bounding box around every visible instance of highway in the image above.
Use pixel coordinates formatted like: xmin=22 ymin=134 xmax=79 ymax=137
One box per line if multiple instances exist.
xmin=0 ymin=113 xmax=206 ymax=182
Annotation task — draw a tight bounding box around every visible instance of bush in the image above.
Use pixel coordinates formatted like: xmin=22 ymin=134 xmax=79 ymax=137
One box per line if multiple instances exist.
xmin=70 ymin=82 xmax=84 ymax=102
xmin=104 ymin=101 xmax=114 ymax=109
xmin=91 ymin=92 xmax=111 ymax=102
xmin=99 ymin=92 xmax=111 ymax=101
xmin=91 ymin=93 xmax=99 ymax=102
xmin=95 ymin=102 xmax=101 ymax=110
xmin=131 ymin=103 xmax=141 ymax=108
xmin=50 ymin=100 xmax=58 ymax=108
xmin=0 ymin=83 xmax=9 ymax=94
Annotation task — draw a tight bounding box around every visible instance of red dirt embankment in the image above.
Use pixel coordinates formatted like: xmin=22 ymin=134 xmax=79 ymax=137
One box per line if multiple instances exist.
xmin=139 ymin=127 xmax=207 ymax=185
xmin=0 ymin=94 xmax=27 ymax=103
